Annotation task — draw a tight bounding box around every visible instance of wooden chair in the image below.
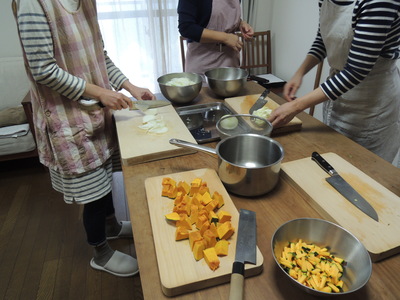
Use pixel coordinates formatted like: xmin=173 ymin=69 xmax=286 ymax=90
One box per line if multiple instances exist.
xmin=309 ymin=60 xmax=324 ymax=116
xmin=238 ymin=30 xmax=272 ymax=75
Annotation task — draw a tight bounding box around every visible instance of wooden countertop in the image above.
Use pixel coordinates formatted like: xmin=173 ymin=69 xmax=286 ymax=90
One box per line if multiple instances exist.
xmin=120 ymin=81 xmax=400 ymax=300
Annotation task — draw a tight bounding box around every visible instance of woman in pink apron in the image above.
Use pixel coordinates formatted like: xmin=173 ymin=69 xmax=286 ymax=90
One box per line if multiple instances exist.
xmin=178 ymin=0 xmax=254 ymax=75
xmin=269 ymin=0 xmax=400 ymax=166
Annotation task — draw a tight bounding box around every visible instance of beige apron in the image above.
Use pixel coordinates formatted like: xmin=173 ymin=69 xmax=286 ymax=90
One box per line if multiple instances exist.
xmin=185 ymin=0 xmax=241 ymax=75
xmin=320 ymin=0 xmax=400 ymax=164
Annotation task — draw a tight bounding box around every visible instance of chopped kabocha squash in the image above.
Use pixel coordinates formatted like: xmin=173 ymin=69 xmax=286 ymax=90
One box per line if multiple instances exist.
xmin=203 ymin=247 xmax=220 ymax=271
xmin=161 ymin=177 xmax=235 ymax=270
xmin=165 ymin=212 xmax=180 ymax=222
xmin=193 ymin=239 xmax=207 ymax=261
xmin=175 ymin=226 xmax=189 ymax=241
xmin=214 ymin=240 xmax=230 ymax=256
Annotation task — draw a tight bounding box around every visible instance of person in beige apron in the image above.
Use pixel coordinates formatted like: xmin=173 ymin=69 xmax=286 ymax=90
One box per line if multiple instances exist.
xmin=269 ymin=1 xmax=400 ymax=166
xmin=320 ymin=1 xmax=400 ymax=164
xmin=181 ymin=0 xmax=253 ymax=75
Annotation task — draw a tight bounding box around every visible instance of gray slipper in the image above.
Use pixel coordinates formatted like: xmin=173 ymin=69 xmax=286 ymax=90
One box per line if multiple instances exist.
xmin=107 ymin=221 xmax=133 ymax=240
xmin=90 ymin=250 xmax=139 ymax=277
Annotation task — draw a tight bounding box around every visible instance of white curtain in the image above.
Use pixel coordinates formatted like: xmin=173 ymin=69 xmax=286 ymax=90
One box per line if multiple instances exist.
xmin=96 ymin=0 xmax=181 ymax=94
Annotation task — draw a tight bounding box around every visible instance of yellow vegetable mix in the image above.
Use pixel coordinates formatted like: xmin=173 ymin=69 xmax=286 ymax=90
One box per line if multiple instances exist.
xmin=279 ymin=240 xmax=346 ymax=293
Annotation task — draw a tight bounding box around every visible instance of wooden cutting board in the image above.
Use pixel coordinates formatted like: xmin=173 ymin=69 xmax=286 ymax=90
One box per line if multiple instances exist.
xmin=145 ymin=168 xmax=264 ymax=297
xmin=281 ymin=152 xmax=400 ymax=262
xmin=114 ymin=105 xmax=196 ymax=166
xmin=225 ymin=94 xmax=302 ymax=135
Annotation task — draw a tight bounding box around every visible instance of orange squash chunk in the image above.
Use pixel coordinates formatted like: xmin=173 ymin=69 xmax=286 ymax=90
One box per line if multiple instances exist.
xmin=175 ymin=226 xmax=189 ymax=241
xmin=193 ymin=239 xmax=207 ymax=261
xmin=176 ymin=214 xmax=192 ymax=230
xmin=215 ymin=240 xmax=230 ymax=256
xmin=203 ymin=229 xmax=217 ymax=248
xmin=217 ymin=221 xmax=235 ymax=240
xmin=196 ymin=214 xmax=208 ymax=230
xmin=200 ymin=220 xmax=210 ymax=236
xmin=217 ymin=210 xmax=232 ymax=223
xmin=177 ymin=180 xmax=190 ymax=195
xmin=203 ymin=247 xmax=220 ymax=271
xmin=212 ymin=191 xmax=225 ymax=208
xmin=189 ymin=230 xmax=203 ymax=250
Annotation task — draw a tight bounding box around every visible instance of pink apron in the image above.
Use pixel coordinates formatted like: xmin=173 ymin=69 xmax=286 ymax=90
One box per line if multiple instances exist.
xmin=320 ymin=0 xmax=400 ymax=164
xmin=185 ymin=0 xmax=241 ymax=75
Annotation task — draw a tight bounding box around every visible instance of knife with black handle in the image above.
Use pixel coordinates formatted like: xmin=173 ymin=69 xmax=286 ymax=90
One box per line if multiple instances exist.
xmin=312 ymin=152 xmax=379 ymax=222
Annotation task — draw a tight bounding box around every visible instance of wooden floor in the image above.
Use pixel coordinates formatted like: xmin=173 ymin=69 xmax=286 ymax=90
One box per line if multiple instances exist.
xmin=0 ymin=157 xmax=144 ymax=300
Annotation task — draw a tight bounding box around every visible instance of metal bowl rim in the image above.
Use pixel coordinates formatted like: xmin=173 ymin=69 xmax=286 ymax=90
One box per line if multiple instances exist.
xmin=215 ymin=133 xmax=284 ymax=169
xmin=271 ymin=217 xmax=372 ymax=296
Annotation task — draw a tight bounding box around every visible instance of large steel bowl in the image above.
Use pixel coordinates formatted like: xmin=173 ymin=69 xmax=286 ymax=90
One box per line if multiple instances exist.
xmin=272 ymin=218 xmax=372 ymax=296
xmin=157 ymin=72 xmax=202 ymax=104
xmin=205 ymin=67 xmax=248 ymax=98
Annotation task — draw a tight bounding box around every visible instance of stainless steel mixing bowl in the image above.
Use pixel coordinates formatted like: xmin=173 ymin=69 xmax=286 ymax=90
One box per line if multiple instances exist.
xmin=205 ymin=67 xmax=248 ymax=98
xmin=157 ymin=72 xmax=202 ymax=104
xmin=271 ymin=218 xmax=372 ymax=296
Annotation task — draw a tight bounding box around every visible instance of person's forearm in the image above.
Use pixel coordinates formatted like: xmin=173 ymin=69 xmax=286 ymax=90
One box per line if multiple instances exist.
xmin=294 ymin=54 xmax=321 ymax=78
xmin=293 ymin=87 xmax=328 ymax=112
xmin=200 ymin=28 xmax=232 ymax=44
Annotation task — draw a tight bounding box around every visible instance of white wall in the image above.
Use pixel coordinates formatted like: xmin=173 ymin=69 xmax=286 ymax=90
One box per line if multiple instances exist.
xmin=0 ymin=1 xmax=23 ymax=58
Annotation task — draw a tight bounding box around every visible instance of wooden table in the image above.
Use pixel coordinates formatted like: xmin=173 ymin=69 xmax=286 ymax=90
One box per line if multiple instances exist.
xmin=121 ymin=81 xmax=400 ymax=300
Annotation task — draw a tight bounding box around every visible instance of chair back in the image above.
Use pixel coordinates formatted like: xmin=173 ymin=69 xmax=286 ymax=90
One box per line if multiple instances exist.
xmin=238 ymin=30 xmax=272 ymax=75
xmin=179 ymin=30 xmax=272 ymax=75
xmin=309 ymin=60 xmax=325 ymax=116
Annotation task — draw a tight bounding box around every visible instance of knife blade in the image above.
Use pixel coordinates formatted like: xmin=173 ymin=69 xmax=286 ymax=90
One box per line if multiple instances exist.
xmin=130 ymin=100 xmax=171 ymax=111
xmin=249 ymin=89 xmax=270 ymax=114
xmin=229 ymin=209 xmax=257 ymax=300
xmin=311 ymin=152 xmax=379 ymax=222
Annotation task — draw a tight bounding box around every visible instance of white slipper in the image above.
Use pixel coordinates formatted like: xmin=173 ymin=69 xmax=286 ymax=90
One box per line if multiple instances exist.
xmin=107 ymin=221 xmax=133 ymax=240
xmin=90 ymin=250 xmax=139 ymax=277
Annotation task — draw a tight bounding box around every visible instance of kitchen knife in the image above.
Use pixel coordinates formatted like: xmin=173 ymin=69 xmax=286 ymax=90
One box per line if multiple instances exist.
xmin=229 ymin=209 xmax=257 ymax=300
xmin=130 ymin=100 xmax=171 ymax=111
xmin=249 ymin=89 xmax=270 ymax=114
xmin=311 ymin=152 xmax=379 ymax=222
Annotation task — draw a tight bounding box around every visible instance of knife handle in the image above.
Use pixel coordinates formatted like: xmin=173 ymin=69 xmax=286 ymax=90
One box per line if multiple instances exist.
xmin=229 ymin=262 xmax=244 ymax=300
xmin=311 ymin=152 xmax=337 ymax=176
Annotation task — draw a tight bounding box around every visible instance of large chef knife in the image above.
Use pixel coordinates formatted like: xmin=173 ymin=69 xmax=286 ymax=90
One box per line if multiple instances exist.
xmin=312 ymin=152 xmax=379 ymax=222
xmin=229 ymin=209 xmax=257 ymax=300
xmin=130 ymin=100 xmax=171 ymax=111
xmin=249 ymin=89 xmax=270 ymax=114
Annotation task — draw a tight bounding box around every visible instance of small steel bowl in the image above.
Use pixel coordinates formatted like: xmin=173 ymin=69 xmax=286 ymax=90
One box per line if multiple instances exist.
xmin=216 ymin=114 xmax=273 ymax=140
xmin=157 ymin=72 xmax=202 ymax=104
xmin=271 ymin=218 xmax=372 ymax=296
xmin=205 ymin=67 xmax=248 ymax=98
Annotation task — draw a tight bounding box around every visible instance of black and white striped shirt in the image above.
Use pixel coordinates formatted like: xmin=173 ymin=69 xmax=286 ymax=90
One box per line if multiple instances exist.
xmin=309 ymin=0 xmax=400 ymax=100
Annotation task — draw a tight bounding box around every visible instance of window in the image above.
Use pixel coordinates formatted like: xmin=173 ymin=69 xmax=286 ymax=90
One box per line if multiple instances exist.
xmin=97 ymin=0 xmax=181 ymax=94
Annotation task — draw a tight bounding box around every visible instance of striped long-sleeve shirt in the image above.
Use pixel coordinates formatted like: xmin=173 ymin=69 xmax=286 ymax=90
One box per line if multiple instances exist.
xmin=309 ymin=0 xmax=400 ymax=100
xmin=16 ymin=0 xmax=128 ymax=101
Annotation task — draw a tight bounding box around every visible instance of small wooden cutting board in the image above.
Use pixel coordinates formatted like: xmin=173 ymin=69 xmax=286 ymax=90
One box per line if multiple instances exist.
xmin=114 ymin=105 xmax=197 ymax=166
xmin=281 ymin=153 xmax=400 ymax=262
xmin=145 ymin=168 xmax=264 ymax=296
xmin=224 ymin=94 xmax=302 ymax=135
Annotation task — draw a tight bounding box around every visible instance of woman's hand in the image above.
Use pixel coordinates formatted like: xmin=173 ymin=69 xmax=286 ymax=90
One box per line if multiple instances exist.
xmin=128 ymin=87 xmax=156 ymax=101
xmin=283 ymin=73 xmax=303 ymax=101
xmin=240 ymin=21 xmax=254 ymax=40
xmin=97 ymin=89 xmax=133 ymax=110
xmin=268 ymin=100 xmax=302 ymax=128
xmin=122 ymin=80 xmax=156 ymax=101
xmin=224 ymin=33 xmax=243 ymax=52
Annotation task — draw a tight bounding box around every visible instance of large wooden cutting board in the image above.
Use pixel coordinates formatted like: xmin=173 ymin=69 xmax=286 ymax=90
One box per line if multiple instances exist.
xmin=225 ymin=94 xmax=302 ymax=135
xmin=114 ymin=105 xmax=196 ymax=166
xmin=145 ymin=168 xmax=264 ymax=296
xmin=281 ymin=152 xmax=400 ymax=262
